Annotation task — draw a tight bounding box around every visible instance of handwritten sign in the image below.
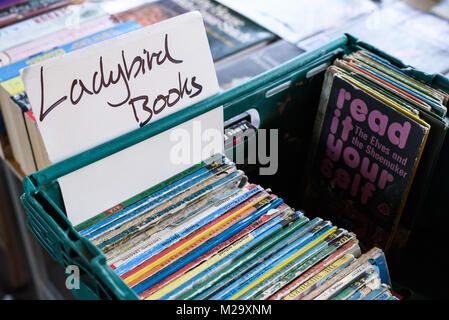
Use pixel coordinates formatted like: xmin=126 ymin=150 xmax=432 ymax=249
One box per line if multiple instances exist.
xmin=21 ymin=12 xmax=223 ymax=225
xmin=21 ymin=11 xmax=219 ymax=163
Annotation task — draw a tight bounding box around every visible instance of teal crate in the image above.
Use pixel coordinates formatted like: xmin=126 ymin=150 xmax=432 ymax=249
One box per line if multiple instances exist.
xmin=20 ymin=34 xmax=449 ymax=300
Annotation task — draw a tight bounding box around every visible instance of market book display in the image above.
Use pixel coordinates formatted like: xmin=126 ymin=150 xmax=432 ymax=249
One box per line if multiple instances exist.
xmin=14 ymin=10 xmax=449 ymax=299
xmin=74 ymin=154 xmax=396 ymax=300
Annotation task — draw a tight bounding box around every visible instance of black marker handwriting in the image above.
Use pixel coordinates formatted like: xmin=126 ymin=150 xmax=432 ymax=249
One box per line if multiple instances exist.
xmin=38 ymin=33 xmax=195 ymax=125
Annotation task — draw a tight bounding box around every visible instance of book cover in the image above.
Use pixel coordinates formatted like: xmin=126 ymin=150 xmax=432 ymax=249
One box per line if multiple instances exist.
xmin=0 ymin=2 xmax=107 ymax=52
xmin=115 ymin=0 xmax=276 ymax=62
xmin=0 ymin=0 xmax=75 ymax=27
xmin=1 ymin=15 xmax=119 ymax=67
xmin=216 ymin=39 xmax=304 ymax=90
xmin=304 ymin=69 xmax=429 ymax=251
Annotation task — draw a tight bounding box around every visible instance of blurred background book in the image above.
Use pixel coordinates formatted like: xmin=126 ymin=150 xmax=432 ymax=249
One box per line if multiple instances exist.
xmin=1 ymin=0 xmax=449 ymax=300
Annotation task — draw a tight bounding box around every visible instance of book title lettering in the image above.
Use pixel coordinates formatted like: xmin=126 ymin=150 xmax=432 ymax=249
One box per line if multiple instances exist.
xmin=320 ymin=87 xmax=412 ymax=205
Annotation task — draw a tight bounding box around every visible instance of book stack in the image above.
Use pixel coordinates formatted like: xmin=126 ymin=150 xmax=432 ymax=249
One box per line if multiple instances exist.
xmin=304 ymin=50 xmax=448 ymax=256
xmin=75 ymin=154 xmax=396 ymax=300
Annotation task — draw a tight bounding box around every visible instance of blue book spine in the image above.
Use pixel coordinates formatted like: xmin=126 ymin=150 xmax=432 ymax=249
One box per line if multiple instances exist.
xmin=368 ymin=251 xmax=392 ymax=288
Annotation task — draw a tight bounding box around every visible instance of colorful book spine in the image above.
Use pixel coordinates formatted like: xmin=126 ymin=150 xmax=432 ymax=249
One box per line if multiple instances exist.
xmin=95 ymin=170 xmax=244 ymax=250
xmin=143 ymin=202 xmax=294 ymax=300
xmin=107 ymin=185 xmax=254 ymax=268
xmin=240 ymin=239 xmax=330 ymax=300
xmin=92 ymin=164 xmax=238 ymax=245
xmin=244 ymin=230 xmax=351 ymax=300
xmin=362 ymin=285 xmax=390 ymax=300
xmin=314 ymin=261 xmax=373 ymax=300
xmin=283 ymin=254 xmax=355 ymax=300
xmin=117 ymin=188 xmax=266 ymax=276
xmin=267 ymin=239 xmax=358 ymax=300
xmin=144 ymin=210 xmax=288 ymax=298
xmin=329 ymin=268 xmax=377 ymax=300
xmin=262 ymin=235 xmax=355 ymax=301
xmin=84 ymin=159 xmax=231 ymax=239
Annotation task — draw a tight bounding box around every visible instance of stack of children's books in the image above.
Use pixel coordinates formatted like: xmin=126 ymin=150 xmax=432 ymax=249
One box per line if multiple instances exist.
xmin=305 ymin=50 xmax=448 ymax=254
xmin=74 ymin=46 xmax=449 ymax=300
xmin=76 ymin=154 xmax=397 ymax=300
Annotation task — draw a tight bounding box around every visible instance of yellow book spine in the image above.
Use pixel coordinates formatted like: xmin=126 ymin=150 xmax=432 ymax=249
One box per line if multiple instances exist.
xmin=1 ymin=76 xmax=25 ymax=96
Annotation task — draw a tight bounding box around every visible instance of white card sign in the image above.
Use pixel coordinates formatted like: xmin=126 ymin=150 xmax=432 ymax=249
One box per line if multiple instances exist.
xmin=59 ymin=107 xmax=223 ymax=226
xmin=21 ymin=12 xmax=223 ymax=225
xmin=21 ymin=11 xmax=219 ymax=163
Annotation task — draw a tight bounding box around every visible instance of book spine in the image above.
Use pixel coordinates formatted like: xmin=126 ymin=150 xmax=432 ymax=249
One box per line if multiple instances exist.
xmin=267 ymin=239 xmax=357 ymax=300
xmin=143 ymin=200 xmax=287 ymax=300
xmin=93 ymin=168 xmax=242 ymax=250
xmin=283 ymin=254 xmax=355 ymax=300
xmin=245 ymin=230 xmax=351 ymax=300
xmin=81 ymin=159 xmax=227 ymax=237
xmin=225 ymin=226 xmax=337 ymax=300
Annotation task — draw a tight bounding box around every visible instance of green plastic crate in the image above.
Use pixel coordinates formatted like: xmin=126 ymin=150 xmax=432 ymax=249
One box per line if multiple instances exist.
xmin=20 ymin=34 xmax=449 ymax=300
